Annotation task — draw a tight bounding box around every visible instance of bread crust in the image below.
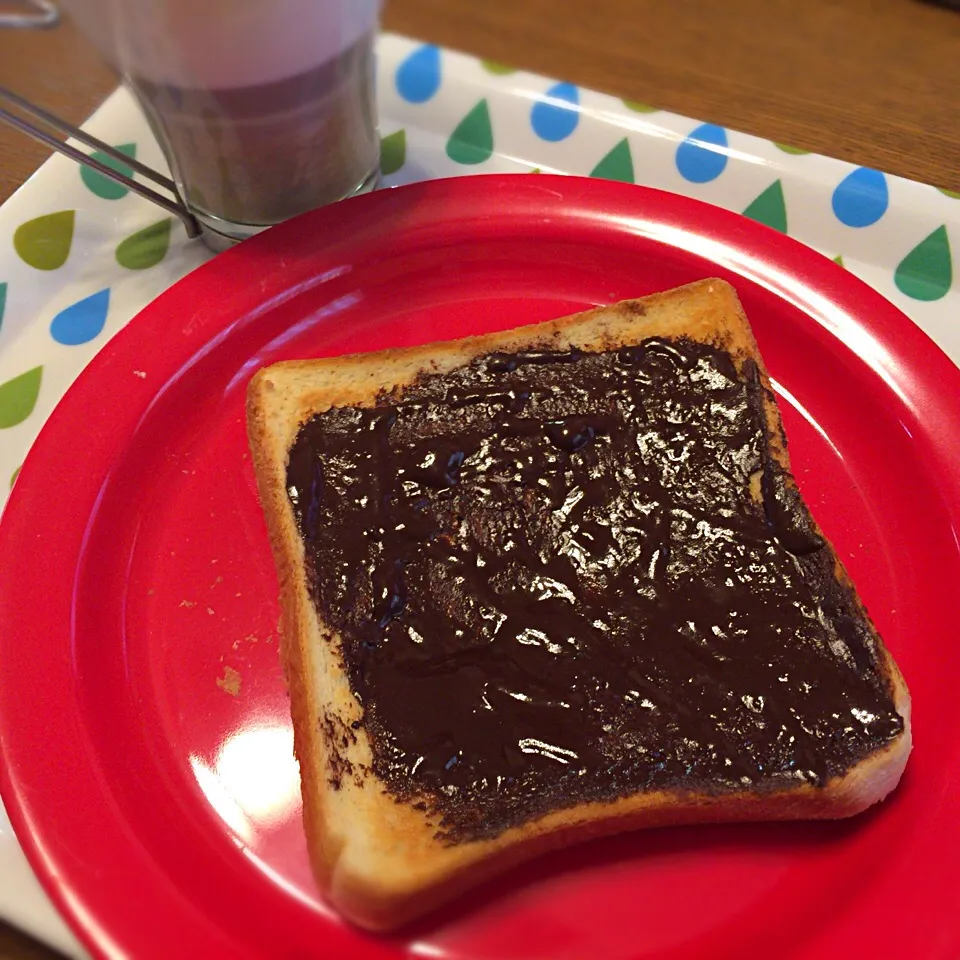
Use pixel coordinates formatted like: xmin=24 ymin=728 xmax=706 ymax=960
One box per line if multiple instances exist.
xmin=245 ymin=278 xmax=911 ymax=932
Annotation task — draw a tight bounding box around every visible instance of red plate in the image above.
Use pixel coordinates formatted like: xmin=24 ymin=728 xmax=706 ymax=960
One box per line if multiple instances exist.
xmin=1 ymin=175 xmax=959 ymax=959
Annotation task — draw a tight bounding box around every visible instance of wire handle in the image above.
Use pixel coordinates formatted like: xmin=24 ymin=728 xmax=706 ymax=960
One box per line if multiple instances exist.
xmin=0 ymin=0 xmax=59 ymax=28
xmin=0 ymin=86 xmax=201 ymax=238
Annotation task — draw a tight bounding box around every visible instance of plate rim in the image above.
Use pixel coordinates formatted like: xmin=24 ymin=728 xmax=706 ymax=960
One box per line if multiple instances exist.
xmin=2 ymin=173 xmax=960 ymax=959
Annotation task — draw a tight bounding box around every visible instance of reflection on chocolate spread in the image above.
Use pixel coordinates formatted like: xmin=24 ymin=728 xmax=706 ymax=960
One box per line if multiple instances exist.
xmin=286 ymin=338 xmax=903 ymax=841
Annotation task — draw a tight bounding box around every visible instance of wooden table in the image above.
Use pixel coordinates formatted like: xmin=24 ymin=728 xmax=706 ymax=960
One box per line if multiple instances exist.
xmin=2 ymin=0 xmax=959 ymax=205
xmin=0 ymin=0 xmax=957 ymax=955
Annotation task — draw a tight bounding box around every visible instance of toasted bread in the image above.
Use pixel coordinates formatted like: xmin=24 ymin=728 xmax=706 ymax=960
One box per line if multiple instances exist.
xmin=245 ymin=278 xmax=911 ymax=932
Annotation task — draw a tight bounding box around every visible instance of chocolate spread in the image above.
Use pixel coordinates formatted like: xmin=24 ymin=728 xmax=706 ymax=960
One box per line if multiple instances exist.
xmin=285 ymin=337 xmax=903 ymax=841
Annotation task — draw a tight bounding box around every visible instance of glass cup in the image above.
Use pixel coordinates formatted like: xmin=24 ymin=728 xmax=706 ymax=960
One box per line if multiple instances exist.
xmin=59 ymin=0 xmax=382 ymax=249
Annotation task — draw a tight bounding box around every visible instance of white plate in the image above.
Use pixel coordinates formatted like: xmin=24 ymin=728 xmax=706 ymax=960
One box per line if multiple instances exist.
xmin=0 ymin=31 xmax=956 ymax=956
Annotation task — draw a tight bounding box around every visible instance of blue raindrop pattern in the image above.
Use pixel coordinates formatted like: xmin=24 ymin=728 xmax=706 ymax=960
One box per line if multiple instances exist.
xmin=50 ymin=288 xmax=110 ymax=346
xmin=675 ymin=123 xmax=729 ymax=183
xmin=831 ymin=168 xmax=889 ymax=228
xmin=396 ymin=44 xmax=442 ymax=104
xmin=530 ymin=82 xmax=580 ymax=142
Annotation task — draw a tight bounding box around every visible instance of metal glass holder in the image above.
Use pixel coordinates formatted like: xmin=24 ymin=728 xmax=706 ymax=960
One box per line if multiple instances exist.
xmin=0 ymin=86 xmax=202 ymax=239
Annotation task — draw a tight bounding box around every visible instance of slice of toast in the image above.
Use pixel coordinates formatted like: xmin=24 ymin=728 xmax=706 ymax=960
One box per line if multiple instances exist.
xmin=246 ymin=278 xmax=911 ymax=932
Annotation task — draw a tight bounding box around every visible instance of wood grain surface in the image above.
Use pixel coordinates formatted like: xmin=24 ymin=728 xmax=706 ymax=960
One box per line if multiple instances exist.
xmin=1 ymin=0 xmax=958 ymax=206
xmin=0 ymin=0 xmax=958 ymax=956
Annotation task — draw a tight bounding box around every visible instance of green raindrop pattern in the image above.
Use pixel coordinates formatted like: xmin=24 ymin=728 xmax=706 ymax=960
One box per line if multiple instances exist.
xmin=80 ymin=143 xmax=137 ymax=200
xmin=481 ymin=60 xmax=517 ymax=75
xmin=894 ymin=226 xmax=952 ymax=302
xmin=622 ymin=100 xmax=658 ymax=113
xmin=0 ymin=366 xmax=43 ymax=429
xmin=590 ymin=139 xmax=634 ymax=183
xmin=446 ymin=100 xmax=494 ymax=165
xmin=773 ymin=143 xmax=811 ymax=155
xmin=743 ymin=180 xmax=788 ymax=233
xmin=13 ymin=211 xmax=75 ymax=270
xmin=380 ymin=130 xmax=407 ymax=176
xmin=116 ymin=218 xmax=172 ymax=270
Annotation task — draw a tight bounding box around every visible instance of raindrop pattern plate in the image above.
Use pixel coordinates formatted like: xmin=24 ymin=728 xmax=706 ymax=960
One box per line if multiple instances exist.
xmin=0 ymin=30 xmax=957 ymax=959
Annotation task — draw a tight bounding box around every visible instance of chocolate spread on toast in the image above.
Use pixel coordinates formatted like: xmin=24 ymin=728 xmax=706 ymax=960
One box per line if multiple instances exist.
xmin=286 ymin=338 xmax=903 ymax=841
